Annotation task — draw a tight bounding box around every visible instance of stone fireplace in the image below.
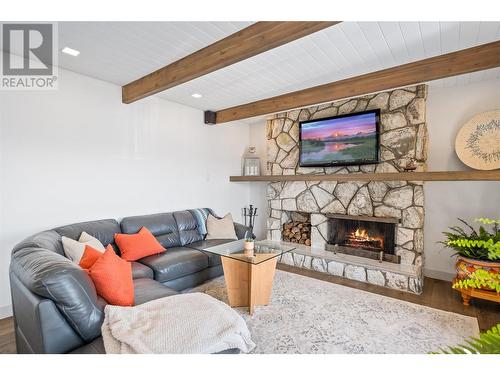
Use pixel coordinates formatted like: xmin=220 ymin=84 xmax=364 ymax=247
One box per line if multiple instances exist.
xmin=266 ymin=84 xmax=427 ymax=294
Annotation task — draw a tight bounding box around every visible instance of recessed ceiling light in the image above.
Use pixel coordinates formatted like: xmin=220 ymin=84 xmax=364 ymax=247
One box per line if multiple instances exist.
xmin=191 ymin=93 xmax=203 ymax=99
xmin=61 ymin=47 xmax=80 ymax=57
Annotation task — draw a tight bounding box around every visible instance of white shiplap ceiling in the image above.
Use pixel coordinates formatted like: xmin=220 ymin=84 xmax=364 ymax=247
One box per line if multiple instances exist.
xmin=18 ymin=22 xmax=500 ymax=111
xmin=57 ymin=21 xmax=253 ymax=87
xmin=158 ymin=22 xmax=500 ymax=111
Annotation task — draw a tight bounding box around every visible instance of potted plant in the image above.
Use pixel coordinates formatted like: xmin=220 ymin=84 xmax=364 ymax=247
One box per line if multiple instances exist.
xmin=453 ymin=269 xmax=500 ymax=293
xmin=441 ymin=218 xmax=500 ymax=293
xmin=243 ymin=237 xmax=255 ymax=257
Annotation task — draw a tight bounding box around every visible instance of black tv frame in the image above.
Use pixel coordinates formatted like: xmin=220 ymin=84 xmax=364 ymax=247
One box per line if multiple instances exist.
xmin=298 ymin=108 xmax=381 ymax=168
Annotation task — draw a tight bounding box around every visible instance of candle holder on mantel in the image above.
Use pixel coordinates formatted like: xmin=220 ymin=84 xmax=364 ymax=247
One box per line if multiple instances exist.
xmin=242 ymin=205 xmax=258 ymax=236
xmin=242 ymin=147 xmax=261 ymax=176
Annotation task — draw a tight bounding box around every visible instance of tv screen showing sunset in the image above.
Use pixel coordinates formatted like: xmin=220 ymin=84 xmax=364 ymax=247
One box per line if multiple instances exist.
xmin=300 ymin=111 xmax=379 ymax=166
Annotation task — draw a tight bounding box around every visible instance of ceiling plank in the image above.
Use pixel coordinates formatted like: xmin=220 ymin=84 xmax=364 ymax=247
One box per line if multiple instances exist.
xmin=122 ymin=21 xmax=339 ymax=104
xmin=212 ymin=40 xmax=500 ymax=124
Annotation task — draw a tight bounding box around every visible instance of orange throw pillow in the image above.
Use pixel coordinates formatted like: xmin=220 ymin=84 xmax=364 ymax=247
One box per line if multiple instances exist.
xmin=114 ymin=227 xmax=166 ymax=261
xmin=79 ymin=244 xmax=111 ymax=269
xmin=87 ymin=247 xmax=134 ymax=306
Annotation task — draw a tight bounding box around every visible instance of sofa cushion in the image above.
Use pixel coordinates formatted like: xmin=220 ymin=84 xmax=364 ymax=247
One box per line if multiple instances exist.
xmin=55 ymin=219 xmax=121 ymax=249
xmin=138 ymin=247 xmax=209 ymax=283
xmin=87 ymin=247 xmax=134 ymax=307
xmin=185 ymin=239 xmax=234 ymax=267
xmin=173 ymin=211 xmax=204 ymax=246
xmin=131 ymin=261 xmax=153 ymax=279
xmin=115 ymin=227 xmax=166 ymax=261
xmin=121 ymin=213 xmax=181 ymax=248
xmin=79 ymin=245 xmax=106 ymax=269
xmin=133 ymin=278 xmax=178 ymax=305
xmin=62 ymin=232 xmax=105 ymax=263
xmin=206 ymin=214 xmax=238 ymax=240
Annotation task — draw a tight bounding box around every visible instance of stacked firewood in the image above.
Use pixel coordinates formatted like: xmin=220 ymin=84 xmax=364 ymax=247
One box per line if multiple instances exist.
xmin=282 ymin=220 xmax=311 ymax=245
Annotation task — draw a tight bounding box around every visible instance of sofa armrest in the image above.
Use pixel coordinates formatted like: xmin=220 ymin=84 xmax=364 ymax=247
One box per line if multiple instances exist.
xmin=10 ymin=272 xmax=84 ymax=353
xmin=11 ymin=247 xmax=105 ymax=343
xmin=233 ymin=222 xmax=255 ymax=240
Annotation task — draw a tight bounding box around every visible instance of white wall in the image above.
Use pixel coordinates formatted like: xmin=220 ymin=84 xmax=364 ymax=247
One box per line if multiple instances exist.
xmin=248 ymin=78 xmax=500 ymax=281
xmin=0 ymin=67 xmax=251 ymax=317
xmin=248 ymin=119 xmax=268 ymax=240
xmin=424 ymin=79 xmax=500 ymax=280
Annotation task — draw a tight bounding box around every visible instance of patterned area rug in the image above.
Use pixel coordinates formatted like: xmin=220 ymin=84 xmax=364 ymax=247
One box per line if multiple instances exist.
xmin=190 ymin=270 xmax=479 ymax=354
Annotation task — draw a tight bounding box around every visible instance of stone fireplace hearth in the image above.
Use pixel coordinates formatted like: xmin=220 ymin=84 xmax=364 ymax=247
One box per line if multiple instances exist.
xmin=266 ymin=85 xmax=427 ymax=294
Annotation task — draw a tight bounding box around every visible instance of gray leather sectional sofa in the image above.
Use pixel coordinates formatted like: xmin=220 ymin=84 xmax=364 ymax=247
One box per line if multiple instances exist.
xmin=9 ymin=209 xmax=251 ymax=354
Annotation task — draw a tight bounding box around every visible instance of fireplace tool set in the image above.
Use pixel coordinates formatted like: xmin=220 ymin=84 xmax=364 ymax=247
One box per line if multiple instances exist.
xmin=242 ymin=205 xmax=258 ymax=236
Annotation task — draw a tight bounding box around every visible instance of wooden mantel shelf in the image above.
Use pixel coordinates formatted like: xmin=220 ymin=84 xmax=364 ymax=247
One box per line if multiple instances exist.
xmin=230 ymin=170 xmax=500 ymax=182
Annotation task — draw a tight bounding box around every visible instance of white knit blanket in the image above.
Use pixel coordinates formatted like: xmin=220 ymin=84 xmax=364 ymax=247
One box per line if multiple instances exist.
xmin=101 ymin=293 xmax=256 ymax=354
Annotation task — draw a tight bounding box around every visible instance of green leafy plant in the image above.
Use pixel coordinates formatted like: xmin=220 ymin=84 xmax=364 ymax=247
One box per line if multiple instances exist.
xmin=431 ymin=323 xmax=500 ymax=354
xmin=441 ymin=218 xmax=500 ymax=261
xmin=453 ymin=269 xmax=500 ymax=293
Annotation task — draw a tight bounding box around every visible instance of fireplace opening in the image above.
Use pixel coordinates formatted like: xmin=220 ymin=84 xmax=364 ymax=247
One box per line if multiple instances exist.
xmin=282 ymin=211 xmax=311 ymax=246
xmin=326 ymin=214 xmax=400 ymax=263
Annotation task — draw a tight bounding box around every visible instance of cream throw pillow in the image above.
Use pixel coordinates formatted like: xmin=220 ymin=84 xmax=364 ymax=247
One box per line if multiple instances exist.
xmin=62 ymin=231 xmax=106 ymax=263
xmin=206 ymin=214 xmax=238 ymax=240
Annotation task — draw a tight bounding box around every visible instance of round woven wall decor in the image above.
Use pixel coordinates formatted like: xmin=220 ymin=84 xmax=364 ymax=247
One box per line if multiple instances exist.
xmin=455 ymin=110 xmax=500 ymax=170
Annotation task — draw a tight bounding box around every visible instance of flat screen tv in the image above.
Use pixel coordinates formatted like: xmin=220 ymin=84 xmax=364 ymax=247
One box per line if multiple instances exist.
xmin=299 ymin=109 xmax=380 ymax=167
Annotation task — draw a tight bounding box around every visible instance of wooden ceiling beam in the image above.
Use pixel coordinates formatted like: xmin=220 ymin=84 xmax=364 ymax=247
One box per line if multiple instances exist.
xmin=211 ymin=41 xmax=500 ymax=124
xmin=122 ymin=21 xmax=339 ymax=104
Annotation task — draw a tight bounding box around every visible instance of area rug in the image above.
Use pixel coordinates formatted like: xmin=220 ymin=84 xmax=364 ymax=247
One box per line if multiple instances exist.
xmin=189 ymin=270 xmax=480 ymax=354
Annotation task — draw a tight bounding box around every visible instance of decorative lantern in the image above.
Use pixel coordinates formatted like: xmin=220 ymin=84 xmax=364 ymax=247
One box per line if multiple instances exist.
xmin=242 ymin=146 xmax=261 ymax=176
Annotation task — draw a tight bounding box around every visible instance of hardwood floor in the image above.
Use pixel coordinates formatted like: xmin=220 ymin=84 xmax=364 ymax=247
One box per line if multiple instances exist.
xmin=0 ymin=315 xmax=16 ymax=354
xmin=0 ymin=266 xmax=498 ymax=354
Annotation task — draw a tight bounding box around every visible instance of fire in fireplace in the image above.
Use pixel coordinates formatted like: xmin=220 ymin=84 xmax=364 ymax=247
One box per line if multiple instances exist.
xmin=326 ymin=214 xmax=400 ymax=263
xmin=346 ymin=228 xmax=384 ymax=251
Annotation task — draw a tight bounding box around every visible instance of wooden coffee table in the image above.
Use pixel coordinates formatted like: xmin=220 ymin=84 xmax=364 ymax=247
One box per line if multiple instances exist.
xmin=202 ymin=240 xmax=295 ymax=314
